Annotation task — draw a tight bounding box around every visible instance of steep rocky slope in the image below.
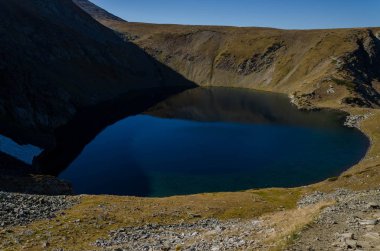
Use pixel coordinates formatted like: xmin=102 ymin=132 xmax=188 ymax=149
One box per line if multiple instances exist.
xmin=76 ymin=0 xmax=380 ymax=110
xmin=0 ymin=0 xmax=193 ymax=142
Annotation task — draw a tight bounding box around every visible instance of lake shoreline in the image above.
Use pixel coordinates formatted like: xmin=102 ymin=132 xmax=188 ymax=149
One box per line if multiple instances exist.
xmin=1 ymin=87 xmax=380 ymax=251
xmin=32 ymin=86 xmax=372 ymax=197
xmin=0 ymin=85 xmax=375 ymax=197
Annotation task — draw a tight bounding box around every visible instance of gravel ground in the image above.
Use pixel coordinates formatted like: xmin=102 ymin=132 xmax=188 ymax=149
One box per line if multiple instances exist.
xmin=2 ymin=188 xmax=380 ymax=251
xmin=93 ymin=189 xmax=380 ymax=251
xmin=297 ymin=189 xmax=352 ymax=208
xmin=94 ymin=218 xmax=276 ymax=251
xmin=288 ymin=189 xmax=380 ymax=251
xmin=0 ymin=192 xmax=79 ymax=227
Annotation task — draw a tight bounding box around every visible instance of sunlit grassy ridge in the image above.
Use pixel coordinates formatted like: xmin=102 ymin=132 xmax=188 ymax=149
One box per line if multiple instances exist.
xmin=107 ymin=21 xmax=380 ymax=109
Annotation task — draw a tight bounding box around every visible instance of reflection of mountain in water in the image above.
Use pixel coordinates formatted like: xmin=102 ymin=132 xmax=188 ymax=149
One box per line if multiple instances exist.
xmin=33 ymin=88 xmax=187 ymax=177
xmin=32 ymin=87 xmax=369 ymax=197
xmin=147 ymin=87 xmax=347 ymax=128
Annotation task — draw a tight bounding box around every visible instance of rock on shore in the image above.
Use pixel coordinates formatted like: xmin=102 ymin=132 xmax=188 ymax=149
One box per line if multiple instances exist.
xmin=344 ymin=113 xmax=372 ymax=128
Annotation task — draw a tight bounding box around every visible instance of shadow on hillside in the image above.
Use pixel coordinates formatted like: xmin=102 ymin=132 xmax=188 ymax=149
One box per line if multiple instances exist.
xmin=31 ymin=43 xmax=198 ymax=196
xmin=0 ymin=0 xmax=198 ymax=195
xmin=0 ymin=152 xmax=72 ymax=195
xmin=32 ymin=86 xmax=191 ymax=195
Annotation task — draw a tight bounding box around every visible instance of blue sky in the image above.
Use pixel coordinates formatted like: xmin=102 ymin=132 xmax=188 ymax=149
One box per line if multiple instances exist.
xmin=91 ymin=0 xmax=380 ymax=29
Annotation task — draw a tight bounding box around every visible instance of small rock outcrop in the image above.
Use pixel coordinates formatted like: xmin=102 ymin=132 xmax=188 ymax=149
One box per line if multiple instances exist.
xmin=344 ymin=113 xmax=372 ymax=128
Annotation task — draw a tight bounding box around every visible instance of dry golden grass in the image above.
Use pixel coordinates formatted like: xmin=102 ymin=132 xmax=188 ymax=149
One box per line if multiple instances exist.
xmin=267 ymin=201 xmax=334 ymax=251
xmin=0 ymin=188 xmax=306 ymax=250
xmin=108 ymin=21 xmax=380 ymax=102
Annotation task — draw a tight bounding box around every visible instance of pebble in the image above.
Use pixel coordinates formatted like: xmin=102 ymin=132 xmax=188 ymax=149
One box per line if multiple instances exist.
xmin=367 ymin=202 xmax=380 ymax=209
xmin=359 ymin=219 xmax=378 ymax=225
xmin=363 ymin=232 xmax=380 ymax=240
xmin=340 ymin=233 xmax=354 ymax=240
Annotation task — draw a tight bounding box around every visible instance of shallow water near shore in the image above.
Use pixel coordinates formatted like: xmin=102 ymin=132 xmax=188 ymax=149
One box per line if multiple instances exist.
xmin=53 ymin=87 xmax=369 ymax=197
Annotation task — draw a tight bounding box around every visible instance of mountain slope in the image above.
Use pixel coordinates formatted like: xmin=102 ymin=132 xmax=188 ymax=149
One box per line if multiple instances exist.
xmin=75 ymin=0 xmax=380 ymax=109
xmin=0 ymin=0 xmax=193 ymax=139
xmin=73 ymin=0 xmax=126 ymax=24
xmin=110 ymin=23 xmax=380 ymax=109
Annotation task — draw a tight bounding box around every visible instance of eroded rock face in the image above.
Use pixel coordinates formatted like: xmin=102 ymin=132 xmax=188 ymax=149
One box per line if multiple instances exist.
xmin=338 ymin=30 xmax=380 ymax=106
xmin=237 ymin=42 xmax=285 ymax=75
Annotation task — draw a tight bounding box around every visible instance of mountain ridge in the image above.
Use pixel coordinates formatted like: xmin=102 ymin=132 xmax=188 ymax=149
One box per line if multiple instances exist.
xmin=75 ymin=0 xmax=380 ymax=110
xmin=114 ymin=24 xmax=380 ymax=109
xmin=72 ymin=0 xmax=126 ymax=23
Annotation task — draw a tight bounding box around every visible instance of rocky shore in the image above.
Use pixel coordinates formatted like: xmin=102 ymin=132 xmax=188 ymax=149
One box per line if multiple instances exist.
xmin=344 ymin=114 xmax=372 ymax=128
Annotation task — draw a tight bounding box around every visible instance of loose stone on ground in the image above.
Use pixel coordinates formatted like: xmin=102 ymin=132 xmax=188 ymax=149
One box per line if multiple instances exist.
xmin=288 ymin=189 xmax=380 ymax=251
xmin=0 ymin=192 xmax=79 ymax=227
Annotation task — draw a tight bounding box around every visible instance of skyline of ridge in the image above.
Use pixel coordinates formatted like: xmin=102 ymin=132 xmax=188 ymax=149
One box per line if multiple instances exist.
xmin=91 ymin=0 xmax=380 ymax=29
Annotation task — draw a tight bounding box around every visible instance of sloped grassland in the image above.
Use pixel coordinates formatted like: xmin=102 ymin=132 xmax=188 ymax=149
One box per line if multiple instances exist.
xmin=108 ymin=21 xmax=380 ymax=110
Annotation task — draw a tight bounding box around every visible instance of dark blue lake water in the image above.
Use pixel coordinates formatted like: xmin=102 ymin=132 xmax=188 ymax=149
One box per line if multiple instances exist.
xmin=57 ymin=88 xmax=369 ymax=197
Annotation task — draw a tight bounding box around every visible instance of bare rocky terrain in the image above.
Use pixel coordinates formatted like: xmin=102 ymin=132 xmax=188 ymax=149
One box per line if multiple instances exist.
xmin=0 ymin=192 xmax=78 ymax=228
xmin=0 ymin=189 xmax=373 ymax=251
xmin=90 ymin=189 xmax=380 ymax=251
xmin=289 ymin=189 xmax=380 ymax=251
xmin=94 ymin=219 xmax=265 ymax=250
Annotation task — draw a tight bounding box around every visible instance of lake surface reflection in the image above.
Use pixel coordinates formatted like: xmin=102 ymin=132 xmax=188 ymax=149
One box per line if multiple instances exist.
xmin=47 ymin=87 xmax=368 ymax=197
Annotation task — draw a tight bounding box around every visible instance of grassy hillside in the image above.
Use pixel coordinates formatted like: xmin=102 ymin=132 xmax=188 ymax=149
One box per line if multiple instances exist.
xmin=114 ymin=23 xmax=380 ymax=108
xmin=76 ymin=0 xmax=380 ymax=110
